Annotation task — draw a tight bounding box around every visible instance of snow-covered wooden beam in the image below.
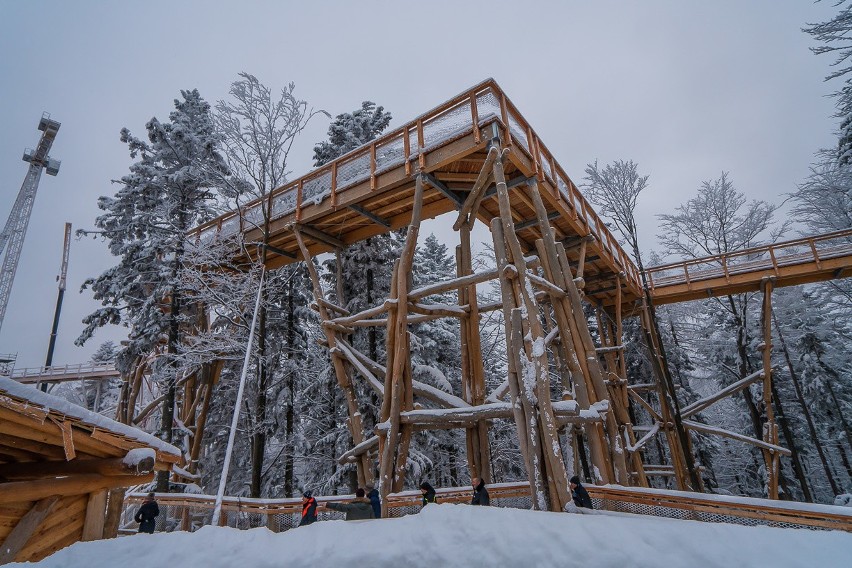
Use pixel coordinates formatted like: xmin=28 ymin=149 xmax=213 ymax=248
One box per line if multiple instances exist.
xmin=338 ymin=436 xmax=380 ymax=465
xmin=290 ymin=222 xmax=345 ymax=249
xmin=680 ymin=369 xmax=765 ymax=420
xmin=683 ymin=420 xmax=791 ymax=456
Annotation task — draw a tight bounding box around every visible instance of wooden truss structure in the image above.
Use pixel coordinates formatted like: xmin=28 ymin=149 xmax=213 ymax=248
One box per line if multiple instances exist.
xmin=125 ymin=79 xmax=852 ymax=508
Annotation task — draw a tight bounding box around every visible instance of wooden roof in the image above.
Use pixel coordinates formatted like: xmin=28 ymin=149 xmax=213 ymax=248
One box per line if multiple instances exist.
xmin=0 ymin=378 xmax=180 ymax=563
xmin=191 ymin=79 xmax=643 ymax=310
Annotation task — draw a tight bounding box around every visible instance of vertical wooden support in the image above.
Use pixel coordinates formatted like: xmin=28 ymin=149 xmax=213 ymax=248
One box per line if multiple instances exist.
xmin=490 ymin=153 xmax=570 ymax=511
xmin=457 ymin=226 xmax=491 ymax=483
xmin=379 ymin=175 xmax=425 ymax=507
xmin=526 ymin=178 xmax=627 ymax=485
xmin=293 ymin=228 xmax=372 ymax=489
xmin=761 ymin=278 xmax=779 ymax=499
xmin=81 ymin=489 xmax=108 ymax=541
xmin=102 ymin=488 xmax=125 ymax=538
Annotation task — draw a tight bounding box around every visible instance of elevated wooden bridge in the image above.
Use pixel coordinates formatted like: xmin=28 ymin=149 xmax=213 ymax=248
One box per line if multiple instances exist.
xmin=647 ymin=229 xmax=852 ymax=304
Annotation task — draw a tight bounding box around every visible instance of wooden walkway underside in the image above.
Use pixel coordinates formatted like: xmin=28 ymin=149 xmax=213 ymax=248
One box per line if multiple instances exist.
xmin=191 ymin=79 xmax=643 ymax=310
xmin=647 ymin=229 xmax=852 ymax=304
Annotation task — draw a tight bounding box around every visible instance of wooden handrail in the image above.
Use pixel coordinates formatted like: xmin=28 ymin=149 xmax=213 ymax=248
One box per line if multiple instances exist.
xmin=646 ymin=229 xmax=852 ymax=277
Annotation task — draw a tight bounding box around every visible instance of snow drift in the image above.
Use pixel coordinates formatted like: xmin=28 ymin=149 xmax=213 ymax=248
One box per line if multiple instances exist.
xmin=16 ymin=503 xmax=850 ymax=568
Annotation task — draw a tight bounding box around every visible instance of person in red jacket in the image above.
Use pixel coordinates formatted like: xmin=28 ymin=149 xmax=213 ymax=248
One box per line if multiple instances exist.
xmin=300 ymin=490 xmax=318 ymax=526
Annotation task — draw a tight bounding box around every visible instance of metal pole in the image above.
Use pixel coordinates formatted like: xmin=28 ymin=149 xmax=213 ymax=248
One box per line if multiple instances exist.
xmin=42 ymin=222 xmax=71 ymax=391
xmin=211 ymin=266 xmax=266 ymax=526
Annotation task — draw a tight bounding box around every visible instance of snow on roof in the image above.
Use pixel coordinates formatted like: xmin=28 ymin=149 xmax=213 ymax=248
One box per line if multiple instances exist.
xmin=0 ymin=376 xmax=180 ymax=457
xmin=24 ymin=501 xmax=851 ymax=568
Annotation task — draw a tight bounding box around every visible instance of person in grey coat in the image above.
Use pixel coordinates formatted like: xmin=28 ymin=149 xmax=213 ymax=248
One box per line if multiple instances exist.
xmin=323 ymin=488 xmax=375 ymax=521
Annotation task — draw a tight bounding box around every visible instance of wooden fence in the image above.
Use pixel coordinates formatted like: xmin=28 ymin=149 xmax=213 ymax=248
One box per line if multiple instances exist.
xmin=122 ymin=482 xmax=852 ymax=534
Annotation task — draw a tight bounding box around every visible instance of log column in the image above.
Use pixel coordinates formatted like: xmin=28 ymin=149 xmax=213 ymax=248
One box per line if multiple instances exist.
xmin=293 ymin=228 xmax=372 ymax=490
xmin=379 ymin=174 xmax=425 ymax=510
xmin=761 ymin=277 xmax=780 ymax=499
xmin=490 ymin=151 xmax=570 ymax=511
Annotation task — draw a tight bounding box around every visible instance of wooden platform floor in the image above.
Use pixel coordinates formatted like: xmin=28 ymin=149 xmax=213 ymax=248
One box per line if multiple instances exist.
xmin=191 ymin=79 xmax=643 ymax=310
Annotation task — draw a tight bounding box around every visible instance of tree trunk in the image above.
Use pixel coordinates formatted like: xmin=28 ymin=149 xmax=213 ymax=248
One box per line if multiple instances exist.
xmin=772 ymin=315 xmax=840 ymax=496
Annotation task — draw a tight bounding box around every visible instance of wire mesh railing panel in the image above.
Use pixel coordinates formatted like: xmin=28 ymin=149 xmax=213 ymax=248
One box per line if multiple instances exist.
xmin=336 ymin=151 xmax=371 ymax=192
xmin=271 ymin=187 xmax=297 ymax=220
xmin=476 ymin=90 xmax=500 ymax=124
xmin=421 ymin=101 xmax=472 ymax=153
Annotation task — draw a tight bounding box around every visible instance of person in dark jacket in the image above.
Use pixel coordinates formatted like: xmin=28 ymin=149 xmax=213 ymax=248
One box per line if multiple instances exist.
xmin=471 ymin=477 xmax=490 ymax=506
xmin=299 ymin=490 xmax=318 ymax=526
xmin=570 ymin=475 xmax=593 ymax=510
xmin=134 ymin=492 xmax=159 ymax=534
xmin=323 ymin=488 xmax=375 ymax=521
xmin=419 ymin=481 xmax=437 ymax=507
xmin=366 ymin=484 xmax=381 ymax=519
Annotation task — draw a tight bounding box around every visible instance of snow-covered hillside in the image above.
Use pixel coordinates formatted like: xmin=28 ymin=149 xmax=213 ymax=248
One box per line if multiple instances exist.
xmin=16 ymin=504 xmax=850 ymax=568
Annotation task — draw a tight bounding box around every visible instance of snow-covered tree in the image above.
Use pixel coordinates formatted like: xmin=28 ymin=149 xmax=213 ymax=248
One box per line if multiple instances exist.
xmin=212 ymin=73 xmax=324 ymax=497
xmin=77 ymin=89 xmax=231 ymax=490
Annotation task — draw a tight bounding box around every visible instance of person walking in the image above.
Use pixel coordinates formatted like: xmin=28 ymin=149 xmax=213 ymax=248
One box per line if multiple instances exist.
xmin=299 ymin=490 xmax=318 ymax=526
xmin=471 ymin=477 xmax=490 ymax=506
xmin=323 ymin=488 xmax=375 ymax=521
xmin=366 ymin=484 xmax=382 ymax=519
xmin=134 ymin=492 xmax=159 ymax=534
xmin=419 ymin=481 xmax=437 ymax=507
xmin=569 ymin=475 xmax=593 ymax=510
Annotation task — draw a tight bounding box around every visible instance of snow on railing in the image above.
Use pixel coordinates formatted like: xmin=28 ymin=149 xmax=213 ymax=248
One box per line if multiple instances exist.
xmin=188 ymin=79 xmax=643 ymax=294
xmin=645 ymin=228 xmax=852 ymax=292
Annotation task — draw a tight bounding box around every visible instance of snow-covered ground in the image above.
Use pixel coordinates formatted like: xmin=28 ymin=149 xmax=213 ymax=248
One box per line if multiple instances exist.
xmin=16 ymin=504 xmax=850 ymax=568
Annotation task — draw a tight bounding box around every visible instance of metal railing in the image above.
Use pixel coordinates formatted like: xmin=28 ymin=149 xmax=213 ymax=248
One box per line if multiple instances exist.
xmin=188 ymin=79 xmax=642 ymax=293
xmin=646 ymin=229 xmax=852 ymax=293
xmin=121 ymin=482 xmax=852 ymax=534
xmin=2 ymin=361 xmax=120 ymax=383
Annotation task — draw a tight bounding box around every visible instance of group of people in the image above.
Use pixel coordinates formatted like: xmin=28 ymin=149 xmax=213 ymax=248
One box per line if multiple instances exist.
xmin=137 ymin=475 xmax=594 ymax=533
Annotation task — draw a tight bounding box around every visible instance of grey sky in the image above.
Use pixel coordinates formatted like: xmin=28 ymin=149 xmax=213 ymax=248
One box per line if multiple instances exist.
xmin=0 ymin=0 xmax=840 ymax=368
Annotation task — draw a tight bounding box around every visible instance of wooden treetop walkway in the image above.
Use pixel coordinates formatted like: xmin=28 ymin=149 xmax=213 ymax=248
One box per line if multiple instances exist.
xmin=191 ymin=79 xmax=643 ymax=309
xmin=646 ymin=229 xmax=852 ymax=305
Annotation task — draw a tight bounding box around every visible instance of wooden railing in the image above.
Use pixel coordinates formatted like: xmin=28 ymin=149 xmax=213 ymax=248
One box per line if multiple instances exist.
xmin=188 ymin=79 xmax=642 ymax=293
xmin=646 ymin=228 xmax=852 ymax=302
xmin=122 ymin=482 xmax=852 ymax=534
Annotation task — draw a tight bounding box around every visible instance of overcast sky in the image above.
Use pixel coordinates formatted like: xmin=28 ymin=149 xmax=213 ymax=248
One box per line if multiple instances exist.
xmin=0 ymin=0 xmax=841 ymax=368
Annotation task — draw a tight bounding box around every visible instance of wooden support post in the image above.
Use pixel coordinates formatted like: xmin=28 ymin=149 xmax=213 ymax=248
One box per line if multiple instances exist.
xmin=490 ymin=154 xmax=570 ymax=511
xmin=81 ymin=490 xmax=108 ymax=541
xmin=293 ymin=227 xmax=372 ymax=489
xmin=761 ymin=278 xmax=779 ymax=499
xmin=381 ymin=175 xmax=425 ymax=503
xmin=457 ymin=225 xmax=492 ymax=483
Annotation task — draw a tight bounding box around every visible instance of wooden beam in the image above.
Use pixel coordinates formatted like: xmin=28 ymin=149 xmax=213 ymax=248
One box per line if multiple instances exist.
xmin=0 ymin=496 xmax=59 ymax=564
xmin=292 ymin=223 xmax=346 ymax=249
xmin=683 ymin=420 xmax=791 ymax=456
xmin=680 ymin=369 xmax=765 ymax=419
xmin=515 ymin=210 xmax=559 ymax=232
xmin=0 ymin=473 xmax=154 ymax=504
xmin=256 ymin=242 xmax=296 ymax=259
xmin=348 ymin=204 xmax=391 ymax=228
xmin=0 ymin=455 xmax=155 ymax=481
xmin=422 ymin=172 xmax=463 ymax=208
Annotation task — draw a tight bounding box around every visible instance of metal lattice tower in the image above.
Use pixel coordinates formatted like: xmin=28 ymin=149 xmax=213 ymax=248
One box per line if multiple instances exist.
xmin=0 ymin=113 xmax=61 ymax=334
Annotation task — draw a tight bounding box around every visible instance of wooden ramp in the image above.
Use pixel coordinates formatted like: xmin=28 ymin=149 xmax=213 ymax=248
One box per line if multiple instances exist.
xmin=191 ymin=79 xmax=643 ymax=309
xmin=646 ymin=229 xmax=852 ymax=305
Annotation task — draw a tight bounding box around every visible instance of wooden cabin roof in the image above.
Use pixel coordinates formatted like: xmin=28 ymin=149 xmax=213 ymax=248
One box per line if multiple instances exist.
xmin=0 ymin=378 xmax=180 ymax=563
